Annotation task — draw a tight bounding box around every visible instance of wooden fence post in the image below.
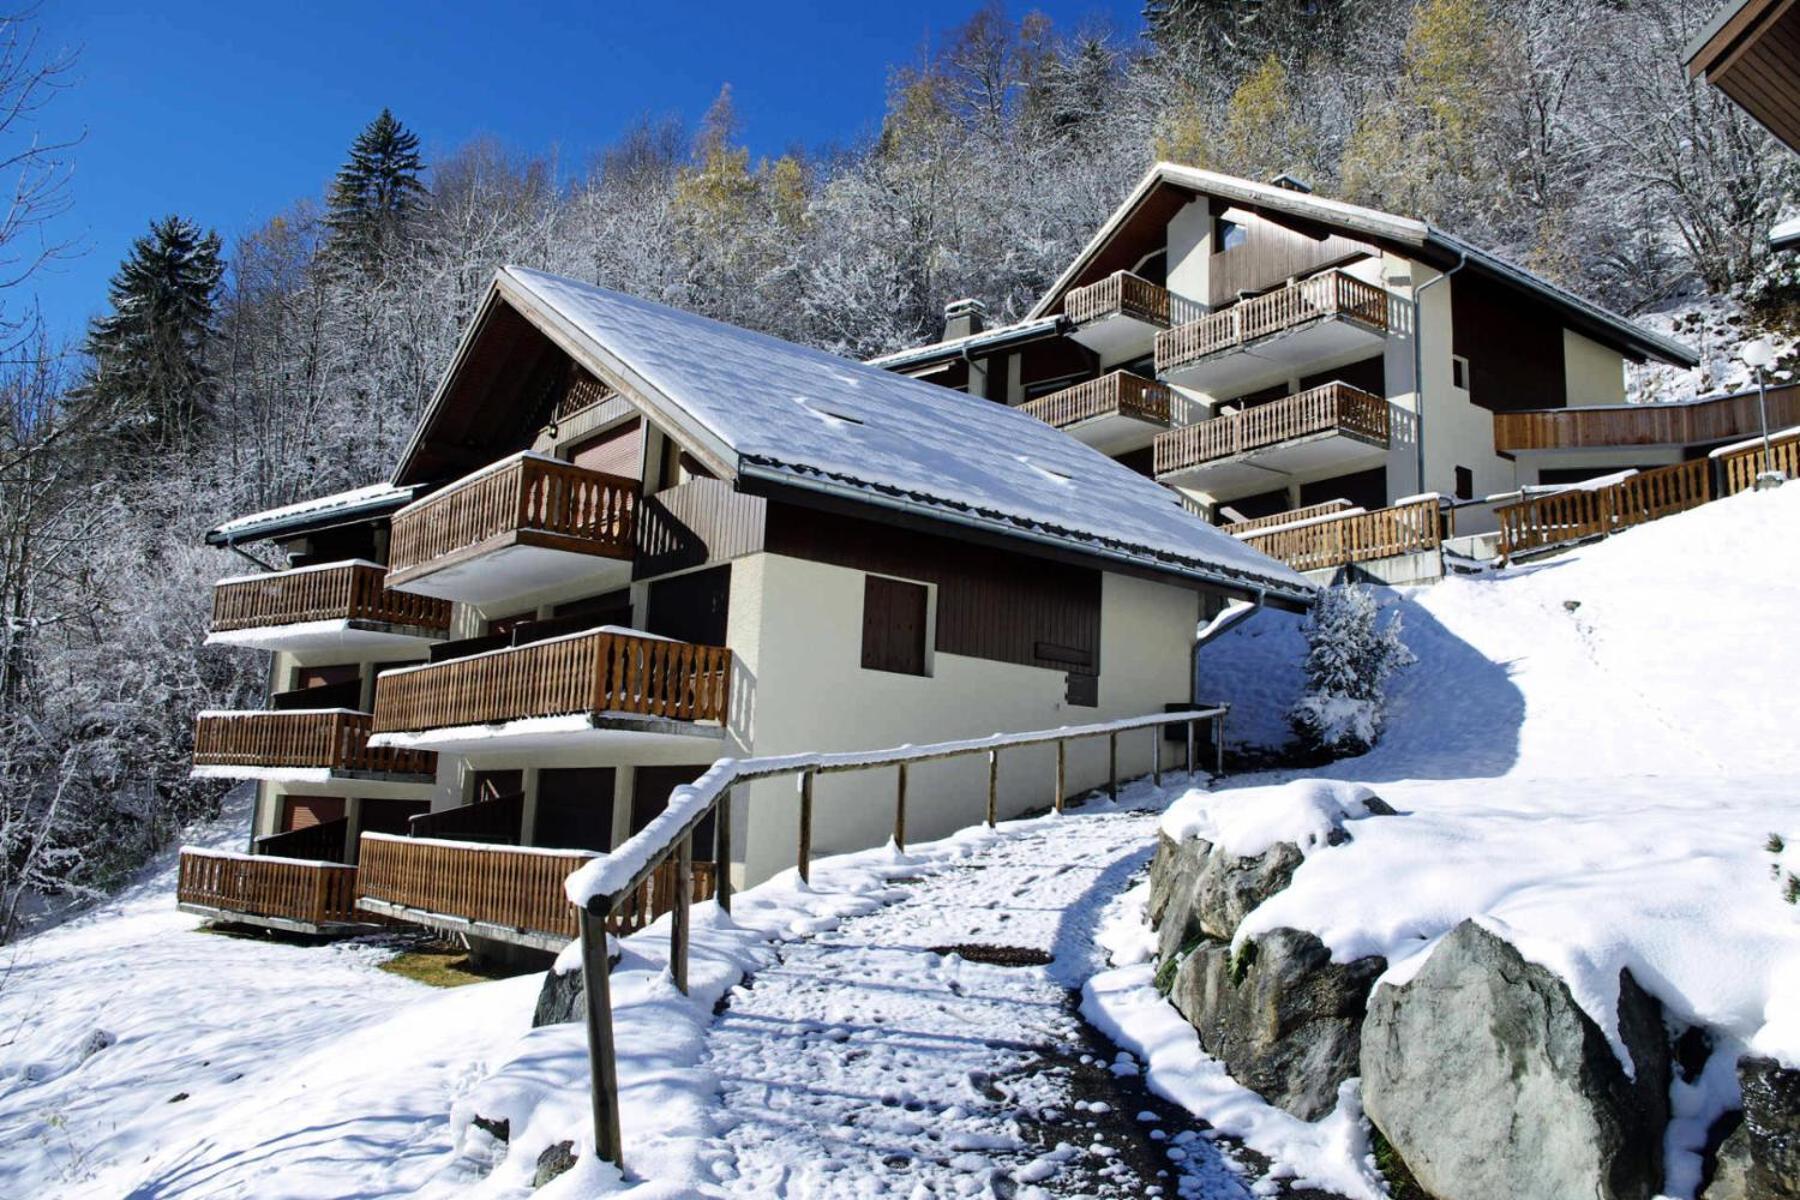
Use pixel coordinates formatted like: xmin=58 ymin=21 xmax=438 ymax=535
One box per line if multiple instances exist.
xmin=1186 ymin=720 xmax=1195 ymax=779
xmin=986 ymin=749 xmax=998 ymax=828
xmin=1108 ymin=732 xmax=1118 ymax=801
xmin=1151 ymin=728 xmax=1162 ymax=787
xmin=672 ymin=833 xmax=692 ymax=995
xmin=797 ymin=771 xmax=813 ymax=885
xmin=714 ymin=788 xmax=733 ymax=914
xmin=894 ymin=763 xmax=908 ymax=851
xmin=1214 ymin=711 xmax=1226 ymax=778
xmin=1054 ymin=740 xmax=1066 ymax=814
xmin=578 ymin=906 xmax=623 ymax=1172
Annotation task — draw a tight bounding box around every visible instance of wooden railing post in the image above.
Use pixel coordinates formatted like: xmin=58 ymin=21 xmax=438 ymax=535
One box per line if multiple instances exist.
xmin=578 ymin=905 xmax=624 ymax=1172
xmin=986 ymin=749 xmax=998 ymax=828
xmin=894 ymin=763 xmax=908 ymax=851
xmin=1214 ymin=711 xmax=1226 ymax=778
xmin=1108 ymin=732 xmax=1118 ymax=801
xmin=1186 ymin=720 xmax=1196 ymax=779
xmin=1054 ymin=740 xmax=1066 ymax=814
xmin=672 ymin=834 xmax=692 ymax=995
xmin=1151 ymin=728 xmax=1162 ymax=787
xmin=714 ymin=787 xmax=733 ymax=914
xmin=797 ymin=771 xmax=813 ymax=885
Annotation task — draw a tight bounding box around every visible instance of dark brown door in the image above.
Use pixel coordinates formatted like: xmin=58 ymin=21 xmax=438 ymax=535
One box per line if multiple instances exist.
xmin=862 ymin=575 xmax=928 ymax=675
xmin=647 ymin=565 xmax=730 ymax=646
xmin=631 ymin=765 xmax=715 ymax=855
xmin=281 ymin=796 xmax=345 ymax=832
xmin=534 ymin=767 xmax=616 ymax=851
xmin=357 ymin=798 xmax=428 ymax=837
xmin=568 ymin=418 xmax=643 ymax=479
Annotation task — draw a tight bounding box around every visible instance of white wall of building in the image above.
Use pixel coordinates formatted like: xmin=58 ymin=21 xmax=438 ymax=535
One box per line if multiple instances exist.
xmin=1563 ymin=329 xmax=1628 ymax=408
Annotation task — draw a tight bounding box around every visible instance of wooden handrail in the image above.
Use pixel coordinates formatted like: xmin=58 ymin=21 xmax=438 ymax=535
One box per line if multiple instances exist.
xmin=1154 ymin=382 xmax=1389 ymax=476
xmin=193 ymin=710 xmax=436 ymax=777
xmin=177 ymin=848 xmax=361 ymax=927
xmin=212 ymin=562 xmax=451 ymax=634
xmin=1156 ymin=270 xmax=1389 ymax=372
xmin=388 ymin=454 xmax=638 ymax=579
xmin=371 ymin=630 xmax=731 ymax=735
xmin=1238 ymin=496 xmax=1441 ymax=572
xmin=1017 ymin=371 xmax=1173 ymax=431
xmin=1495 ymin=460 xmax=1713 ymax=558
xmin=1225 ymin=499 xmax=1356 ymax=534
xmin=1493 ymin=385 xmax=1800 ymax=453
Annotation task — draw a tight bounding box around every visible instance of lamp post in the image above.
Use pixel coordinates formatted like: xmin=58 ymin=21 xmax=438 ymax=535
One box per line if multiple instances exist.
xmin=1741 ymin=338 xmax=1784 ymax=489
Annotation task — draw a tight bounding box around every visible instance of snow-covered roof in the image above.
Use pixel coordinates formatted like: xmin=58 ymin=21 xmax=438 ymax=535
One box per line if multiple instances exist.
xmin=1773 ymin=215 xmax=1800 ymax=253
xmin=1028 ymin=163 xmax=1699 ymax=369
xmin=865 ymin=315 xmax=1065 ymax=371
xmin=497 ymin=267 xmax=1313 ymax=603
xmin=206 ymin=483 xmax=425 ymax=546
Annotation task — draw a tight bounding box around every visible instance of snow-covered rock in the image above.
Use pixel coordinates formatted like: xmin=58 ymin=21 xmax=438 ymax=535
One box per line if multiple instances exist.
xmin=1734 ymin=1055 xmax=1800 ymax=1198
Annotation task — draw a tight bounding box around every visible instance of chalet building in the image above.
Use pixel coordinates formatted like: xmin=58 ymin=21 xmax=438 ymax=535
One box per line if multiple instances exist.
xmin=180 ymin=267 xmax=1310 ymax=953
xmin=871 ymin=165 xmax=1787 ymax=577
xmin=1685 ymin=0 xmax=1800 ymax=154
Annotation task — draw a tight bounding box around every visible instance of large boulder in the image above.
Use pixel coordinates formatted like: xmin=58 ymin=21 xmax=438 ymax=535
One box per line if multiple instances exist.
xmin=1738 ymin=1055 xmax=1800 ymax=1198
xmin=1168 ymin=927 xmax=1384 ymax=1120
xmin=1361 ymin=920 xmax=1670 ymax=1200
xmin=1705 ymin=1121 xmax=1752 ymax=1200
xmin=1148 ymin=833 xmax=1305 ymax=961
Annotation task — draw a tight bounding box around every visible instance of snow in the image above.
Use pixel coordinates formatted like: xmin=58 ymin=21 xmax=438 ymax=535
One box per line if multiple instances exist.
xmin=213 ymin=557 xmax=385 ymax=586
xmin=210 ymin=483 xmax=419 ymax=540
xmin=498 ymin=267 xmax=1311 ymax=599
xmin=1628 ymin=290 xmax=1797 ymax=403
xmin=1161 ymin=780 xmax=1384 ymax=858
xmin=1709 ymin=423 xmax=1800 ymax=458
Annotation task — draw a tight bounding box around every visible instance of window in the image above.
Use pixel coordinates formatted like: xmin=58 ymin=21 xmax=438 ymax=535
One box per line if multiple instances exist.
xmin=1455 ymin=466 xmax=1474 ymax=501
xmin=1451 ymin=355 xmax=1470 ymax=391
xmin=1065 ymin=673 xmax=1098 ymax=708
xmin=1213 ymin=213 xmax=1248 ymax=253
xmin=862 ymin=575 xmax=929 ymax=676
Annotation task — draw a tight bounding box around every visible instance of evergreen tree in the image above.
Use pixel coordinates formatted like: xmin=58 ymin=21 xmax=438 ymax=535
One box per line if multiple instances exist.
xmin=1289 ymin=586 xmax=1416 ymax=756
xmin=324 ymin=108 xmax=427 ymax=270
xmin=82 ymin=215 xmax=224 ymax=451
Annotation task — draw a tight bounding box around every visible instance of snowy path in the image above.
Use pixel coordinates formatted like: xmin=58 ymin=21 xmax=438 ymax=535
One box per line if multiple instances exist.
xmin=700 ymin=801 xmax=1247 ymax=1199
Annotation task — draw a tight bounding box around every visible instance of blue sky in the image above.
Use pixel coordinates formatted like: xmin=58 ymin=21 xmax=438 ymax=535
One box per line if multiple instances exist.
xmin=32 ymin=1 xmax=1143 ymax=344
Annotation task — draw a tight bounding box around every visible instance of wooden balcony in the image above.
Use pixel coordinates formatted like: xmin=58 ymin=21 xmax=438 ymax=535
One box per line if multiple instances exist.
xmin=1235 ymin=495 xmax=1442 ymax=573
xmin=1493 ymin=384 xmax=1800 ymax=454
xmin=1017 ymin=371 xmax=1174 ymax=454
xmin=369 ymin=629 xmax=731 ymax=752
xmin=1064 ymin=271 xmax=1203 ymax=360
xmin=177 ymin=848 xmax=367 ymax=935
xmin=1155 ymin=382 xmax=1390 ymax=500
xmin=386 ymin=452 xmax=639 ymax=604
xmin=207 ymin=561 xmax=451 ymax=652
xmin=192 ymin=709 xmax=436 ymax=784
xmin=1156 ymin=270 xmax=1389 ymax=394
xmin=1224 ymin=499 xmax=1357 ymax=534
xmin=354 ymin=834 xmax=716 ymax=949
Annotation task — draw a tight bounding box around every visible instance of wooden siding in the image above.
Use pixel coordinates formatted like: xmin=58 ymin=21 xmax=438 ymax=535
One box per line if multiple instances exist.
xmin=193 ymin=710 xmax=436 ymax=777
xmin=1237 ymin=496 xmax=1441 ymax=572
xmin=766 ymin=502 xmax=1104 ymax=677
xmin=1493 ymin=384 xmax=1800 ymax=452
xmin=1207 ymin=208 xmax=1375 ymax=306
xmin=370 ymin=630 xmax=731 ymax=734
xmin=1495 ymin=459 xmax=1713 ymax=557
xmin=1156 ymin=270 xmax=1389 ymax=373
xmin=178 ymin=849 xmax=362 ymax=928
xmin=1154 ymin=382 xmax=1389 ymax=476
xmin=212 ymin=562 xmax=451 ymax=634
xmin=1451 ymin=271 xmax=1567 ymax=412
xmin=1018 ymin=371 xmax=1173 ymax=431
xmin=1687 ymin=0 xmax=1800 ymax=152
xmin=634 ymin=477 xmax=768 ymax=579
xmin=568 ymin=418 xmax=644 ymax=479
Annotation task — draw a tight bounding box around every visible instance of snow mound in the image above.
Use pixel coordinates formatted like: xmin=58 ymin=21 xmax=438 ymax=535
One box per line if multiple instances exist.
xmin=1162 ymin=779 xmax=1384 ymax=858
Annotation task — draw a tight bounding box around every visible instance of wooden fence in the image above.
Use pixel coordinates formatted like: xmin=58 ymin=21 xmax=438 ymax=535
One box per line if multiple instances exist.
xmin=253 ymin=817 xmax=351 ymax=863
xmin=212 ymin=562 xmax=450 ymax=634
xmin=1493 ymin=384 xmax=1800 ymax=453
xmin=1064 ymin=270 xmax=1201 ymax=327
xmin=388 ymin=453 xmax=638 ymax=581
xmin=193 ymin=710 xmax=437 ymax=777
xmin=1237 ymin=496 xmax=1441 ymax=573
xmin=177 ymin=848 xmax=361 ymax=928
xmin=1018 ymin=371 xmax=1172 ymax=431
xmin=1225 ymin=499 xmax=1356 ymax=534
xmin=1155 ymin=382 xmax=1388 ymax=476
xmin=1719 ymin=430 xmax=1800 ymax=495
xmin=1157 ymin=270 xmax=1389 ymax=371
xmin=371 ymin=630 xmax=731 ymax=734
xmin=1494 ymin=458 xmax=1713 ymax=558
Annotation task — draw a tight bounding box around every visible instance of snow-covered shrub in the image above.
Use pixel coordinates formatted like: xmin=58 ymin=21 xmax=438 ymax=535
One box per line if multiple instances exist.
xmin=1288 ymin=586 xmax=1415 ymax=757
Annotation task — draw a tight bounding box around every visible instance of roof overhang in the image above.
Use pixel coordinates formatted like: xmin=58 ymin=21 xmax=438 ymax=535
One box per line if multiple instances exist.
xmin=1684 ymin=0 xmax=1800 ymax=155
xmin=205 ymin=485 xmax=425 ymax=547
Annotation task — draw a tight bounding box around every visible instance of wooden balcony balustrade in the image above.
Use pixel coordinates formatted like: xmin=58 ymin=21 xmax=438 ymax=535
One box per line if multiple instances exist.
xmin=355 ymin=833 xmax=716 ymax=944
xmin=1156 ymin=270 xmax=1389 ymax=372
xmin=372 ymin=629 xmax=731 ymax=735
xmin=177 ymin=848 xmax=362 ymax=929
xmin=1155 ymin=383 xmax=1389 ymax=477
xmin=193 ymin=710 xmax=437 ymax=777
xmin=1064 ymin=271 xmax=1203 ymax=328
xmin=1492 ymin=384 xmax=1800 ymax=453
xmin=1018 ymin=371 xmax=1173 ymax=431
xmin=387 ymin=453 xmax=638 ymax=583
xmin=1238 ymin=496 xmax=1442 ymax=573
xmin=1224 ymin=499 xmax=1358 ymax=534
xmin=253 ymin=817 xmax=351 ymax=864
xmin=211 ymin=562 xmax=452 ymax=635
xmin=1495 ymin=459 xmax=1713 ymax=558
xmin=1719 ymin=429 xmax=1800 ymax=495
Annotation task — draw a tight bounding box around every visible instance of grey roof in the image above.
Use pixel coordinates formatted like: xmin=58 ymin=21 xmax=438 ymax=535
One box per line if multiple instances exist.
xmin=206 ymin=483 xmax=426 ymax=546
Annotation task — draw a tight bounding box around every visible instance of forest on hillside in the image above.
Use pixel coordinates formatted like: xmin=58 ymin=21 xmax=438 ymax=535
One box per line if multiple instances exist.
xmin=0 ymin=0 xmax=1794 ymax=936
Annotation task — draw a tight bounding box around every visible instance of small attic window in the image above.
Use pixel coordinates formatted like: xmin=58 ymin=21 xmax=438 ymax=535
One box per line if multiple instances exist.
xmin=1214 ymin=213 xmax=1248 ymax=253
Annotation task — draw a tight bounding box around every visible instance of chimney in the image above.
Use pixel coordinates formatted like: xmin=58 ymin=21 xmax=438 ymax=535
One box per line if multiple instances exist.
xmin=1269 ymin=172 xmax=1313 ymax=194
xmin=943 ymin=297 xmax=989 ymax=342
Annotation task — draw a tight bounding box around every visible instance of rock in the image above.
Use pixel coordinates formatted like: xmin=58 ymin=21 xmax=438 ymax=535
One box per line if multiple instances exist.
xmin=1361 ymin=920 xmax=1670 ymax=1200
xmin=1167 ymin=928 xmax=1384 ymax=1121
xmin=1704 ymin=1120 xmax=1752 ymax=1200
xmin=1149 ymin=834 xmax=1304 ymax=961
xmin=471 ymin=1114 xmax=510 ymax=1144
xmin=1739 ymin=1055 xmax=1800 ymax=1198
xmin=534 ymin=966 xmax=586 ymax=1027
xmin=533 ymin=1140 xmax=577 ymax=1187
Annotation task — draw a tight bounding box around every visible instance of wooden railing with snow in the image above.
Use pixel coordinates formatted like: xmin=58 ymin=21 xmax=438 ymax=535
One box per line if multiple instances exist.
xmin=1017 ymin=371 xmax=1173 ymax=431
xmin=1063 ymin=270 xmax=1202 ymax=328
xmin=193 ymin=709 xmax=437 ymax=778
xmin=211 ymin=562 xmax=451 ymax=634
xmin=1156 ymin=270 xmax=1389 ymax=373
xmin=1492 ymin=384 xmax=1800 ymax=453
xmin=1494 ymin=458 xmax=1713 ymax=559
xmin=1717 ymin=428 xmax=1800 ymax=496
xmin=1154 ymin=382 xmax=1388 ymax=477
xmin=1224 ymin=499 xmax=1356 ymax=534
xmin=565 ymin=705 xmax=1230 ymax=1172
xmin=1235 ymin=496 xmax=1442 ymax=573
xmin=177 ymin=848 xmax=362 ymax=929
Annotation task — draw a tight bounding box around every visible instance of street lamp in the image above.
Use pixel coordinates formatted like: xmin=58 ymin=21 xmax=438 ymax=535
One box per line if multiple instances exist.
xmin=1741 ymin=337 xmax=1784 ymax=489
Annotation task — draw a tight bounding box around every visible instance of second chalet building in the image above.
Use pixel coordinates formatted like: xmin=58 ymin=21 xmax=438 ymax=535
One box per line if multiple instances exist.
xmin=181 ymin=267 xmax=1310 ymax=954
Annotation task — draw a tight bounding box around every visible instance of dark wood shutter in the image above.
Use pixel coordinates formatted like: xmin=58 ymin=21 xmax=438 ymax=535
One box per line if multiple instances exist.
xmin=357 ymin=798 xmax=428 ymax=837
xmin=281 ymin=796 xmax=345 ymax=832
xmin=534 ymin=767 xmax=616 ymax=852
xmin=862 ymin=575 xmax=928 ymax=676
xmin=568 ymin=418 xmax=643 ymax=479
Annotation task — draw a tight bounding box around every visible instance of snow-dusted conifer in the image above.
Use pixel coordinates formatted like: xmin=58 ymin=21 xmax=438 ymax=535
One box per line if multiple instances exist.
xmin=1289 ymin=585 xmax=1416 ymax=756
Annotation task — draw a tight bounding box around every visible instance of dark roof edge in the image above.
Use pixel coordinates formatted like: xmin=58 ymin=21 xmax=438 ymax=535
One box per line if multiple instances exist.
xmin=867 ymin=315 xmax=1068 ymax=372
xmin=204 ymin=489 xmax=422 ymax=547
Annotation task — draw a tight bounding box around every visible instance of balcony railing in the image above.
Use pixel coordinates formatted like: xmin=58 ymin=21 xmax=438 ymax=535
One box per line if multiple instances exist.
xmin=193 ymin=710 xmax=437 ymax=777
xmin=387 ymin=452 xmax=638 ymax=584
xmin=1018 ymin=371 xmax=1173 ymax=431
xmin=1495 ymin=459 xmax=1713 ymax=558
xmin=371 ymin=629 xmax=731 ymax=735
xmin=1064 ymin=270 xmax=1204 ymax=327
xmin=1236 ymin=496 xmax=1442 ymax=573
xmin=1492 ymin=384 xmax=1800 ymax=453
xmin=1155 ymin=383 xmax=1389 ymax=477
xmin=1224 ymin=499 xmax=1358 ymax=534
xmin=211 ymin=562 xmax=451 ymax=634
xmin=1157 ymin=270 xmax=1389 ymax=373
xmin=177 ymin=848 xmax=362 ymax=929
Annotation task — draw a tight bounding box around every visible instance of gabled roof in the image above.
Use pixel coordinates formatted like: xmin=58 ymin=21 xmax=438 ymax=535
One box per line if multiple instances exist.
xmin=206 ymin=482 xmax=426 ymax=546
xmin=406 ymin=267 xmax=1313 ymax=604
xmin=1028 ymin=163 xmax=1699 ymax=369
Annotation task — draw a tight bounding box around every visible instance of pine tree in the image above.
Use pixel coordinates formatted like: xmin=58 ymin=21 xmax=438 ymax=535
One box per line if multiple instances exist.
xmin=324 ymin=108 xmax=427 ymax=271
xmin=82 ymin=215 xmax=224 ymax=451
xmin=1289 ymin=586 xmax=1416 ymax=756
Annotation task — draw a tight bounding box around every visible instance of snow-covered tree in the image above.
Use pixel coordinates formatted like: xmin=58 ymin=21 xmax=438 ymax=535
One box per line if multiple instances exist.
xmin=1289 ymin=586 xmax=1417 ymax=756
